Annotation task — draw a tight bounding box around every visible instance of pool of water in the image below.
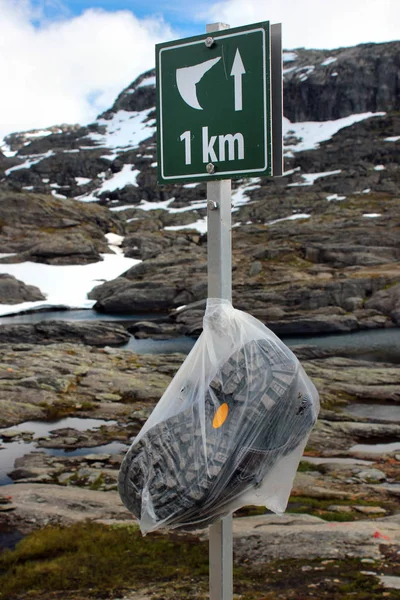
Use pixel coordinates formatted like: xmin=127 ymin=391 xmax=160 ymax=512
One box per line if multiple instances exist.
xmin=350 ymin=441 xmax=400 ymax=455
xmin=0 ymin=528 xmax=24 ymax=555
xmin=123 ymin=326 xmax=400 ymax=359
xmin=0 ymin=440 xmax=128 ymax=486
xmin=0 ymin=418 xmax=125 ymax=486
xmin=303 ymin=456 xmax=373 ymax=466
xmin=0 ymin=309 xmax=165 ymax=324
xmin=0 ymin=417 xmax=117 ymax=439
xmin=122 ymin=335 xmax=196 ymax=354
xmin=286 ymin=327 xmax=400 ymax=364
xmin=1 ymin=309 xmax=399 ymax=363
xmin=345 ymin=404 xmax=400 ymax=423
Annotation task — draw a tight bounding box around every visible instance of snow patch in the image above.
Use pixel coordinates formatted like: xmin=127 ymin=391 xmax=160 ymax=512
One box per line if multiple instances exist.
xmin=109 ymin=204 xmax=138 ymax=212
xmin=321 ymin=57 xmax=337 ymax=66
xmin=75 ymin=177 xmax=92 ymax=186
xmin=137 ymin=76 xmax=156 ymax=88
xmin=326 ymin=193 xmax=346 ymax=201
xmin=374 ymin=165 xmax=385 ymax=171
xmin=363 ymin=213 xmax=381 ymax=218
xmin=137 ymin=198 xmax=175 ymax=211
xmin=384 ymin=136 xmax=400 ymax=142
xmin=105 ymin=232 xmax=124 ymax=256
xmin=88 ymin=108 xmax=156 ymax=153
xmin=51 ymin=190 xmax=67 ymax=200
xmin=165 ymin=218 xmax=207 ymax=235
xmin=283 ymin=51 xmax=297 ymax=63
xmin=267 ymin=214 xmax=311 ymax=226
xmin=78 ymin=165 xmax=140 ymax=202
xmin=297 ymin=65 xmax=315 ymax=82
xmin=0 ymin=139 xmax=17 ymax=157
xmin=98 ymin=165 xmax=140 ymax=192
xmin=168 ymin=199 xmax=208 ymax=214
xmin=23 ymin=129 xmax=53 ymax=139
xmin=0 ymin=254 xmax=139 ymax=316
xmin=231 ymin=179 xmax=261 ymax=211
xmin=283 ymin=66 xmax=297 ymax=75
xmin=283 ymin=167 xmax=301 ymax=177
xmin=5 ymin=151 xmax=54 ymax=175
xmin=284 ymin=112 xmax=386 ymax=153
xmin=288 ymin=170 xmax=341 ymax=187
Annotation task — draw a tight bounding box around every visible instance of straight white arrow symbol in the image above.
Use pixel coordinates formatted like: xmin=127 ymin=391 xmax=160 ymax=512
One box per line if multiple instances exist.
xmin=230 ymin=48 xmax=246 ymax=111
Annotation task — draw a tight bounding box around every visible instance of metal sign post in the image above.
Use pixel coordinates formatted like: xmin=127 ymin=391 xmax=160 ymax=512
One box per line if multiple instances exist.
xmin=206 ymin=25 xmax=233 ymax=600
xmin=156 ymin=20 xmax=283 ymax=600
xmin=207 ymin=217 xmax=233 ymax=600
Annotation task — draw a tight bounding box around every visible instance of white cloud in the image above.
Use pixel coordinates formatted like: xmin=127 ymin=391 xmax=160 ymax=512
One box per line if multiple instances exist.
xmin=200 ymin=0 xmax=400 ymax=50
xmin=0 ymin=0 xmax=174 ymax=139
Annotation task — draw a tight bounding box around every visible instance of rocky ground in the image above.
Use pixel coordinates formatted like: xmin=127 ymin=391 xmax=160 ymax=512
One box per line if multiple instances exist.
xmin=0 ymin=40 xmax=399 ymax=599
xmin=0 ymin=341 xmax=399 ymax=598
xmin=0 ymin=42 xmax=399 ymax=334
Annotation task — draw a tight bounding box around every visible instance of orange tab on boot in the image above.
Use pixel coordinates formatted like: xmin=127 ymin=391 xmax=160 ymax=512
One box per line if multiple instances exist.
xmin=213 ymin=403 xmax=229 ymax=429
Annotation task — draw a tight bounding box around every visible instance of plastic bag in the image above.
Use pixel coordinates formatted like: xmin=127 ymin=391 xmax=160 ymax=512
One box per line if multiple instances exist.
xmin=118 ymin=298 xmax=319 ymax=533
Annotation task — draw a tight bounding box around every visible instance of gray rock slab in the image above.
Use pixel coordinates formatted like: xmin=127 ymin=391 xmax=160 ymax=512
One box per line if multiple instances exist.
xmin=231 ymin=513 xmax=400 ymax=562
xmin=354 ymin=506 xmax=387 ymax=515
xmin=0 ymin=483 xmax=133 ymax=525
xmin=379 ymin=576 xmax=400 ymax=590
xmin=2 ymin=483 xmax=400 ymax=563
xmin=356 ymin=468 xmax=387 ymax=482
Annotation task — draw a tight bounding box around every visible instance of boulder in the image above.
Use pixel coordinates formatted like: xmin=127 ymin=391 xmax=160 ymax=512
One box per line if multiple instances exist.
xmin=126 ymin=321 xmax=178 ymax=339
xmin=267 ymin=313 xmax=360 ymax=336
xmin=22 ymin=234 xmax=101 ymax=265
xmin=0 ymin=192 xmax=123 ymax=260
xmin=0 ymin=274 xmax=45 ymax=304
xmin=356 ymin=469 xmax=387 ymax=483
xmin=365 ymin=283 xmax=400 ymax=324
xmin=91 ymin=280 xmax=179 ymax=313
xmin=122 ymin=232 xmax=173 ymax=260
xmin=0 ymin=321 xmax=130 ymax=346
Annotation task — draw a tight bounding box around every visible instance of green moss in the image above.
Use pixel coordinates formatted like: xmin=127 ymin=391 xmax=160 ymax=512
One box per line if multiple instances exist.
xmin=76 ymin=400 xmax=95 ymax=412
xmin=42 ymin=402 xmax=77 ymax=420
xmin=287 ymin=495 xmax=390 ymax=522
xmin=89 ymin=474 xmax=104 ymax=491
xmin=0 ymin=523 xmax=395 ymax=600
xmin=297 ymin=460 xmax=325 ymax=474
xmin=236 ymin=557 xmax=387 ymax=600
xmin=234 ymin=505 xmax=266 ymax=518
xmin=382 ymin=280 xmax=399 ymax=291
xmin=0 ymin=522 xmax=209 ymax=598
xmin=38 ymin=227 xmax=58 ymax=234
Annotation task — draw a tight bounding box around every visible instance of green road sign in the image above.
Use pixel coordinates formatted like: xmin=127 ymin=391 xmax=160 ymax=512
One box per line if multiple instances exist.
xmin=156 ymin=22 xmax=277 ymax=184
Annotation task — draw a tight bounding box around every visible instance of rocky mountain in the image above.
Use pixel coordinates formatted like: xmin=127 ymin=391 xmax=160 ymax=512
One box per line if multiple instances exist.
xmin=0 ymin=40 xmax=399 ymax=336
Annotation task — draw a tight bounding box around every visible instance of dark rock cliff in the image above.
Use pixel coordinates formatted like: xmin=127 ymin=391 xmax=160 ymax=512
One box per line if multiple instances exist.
xmin=0 ymin=41 xmax=399 ymax=335
xmin=283 ymin=41 xmax=400 ymax=121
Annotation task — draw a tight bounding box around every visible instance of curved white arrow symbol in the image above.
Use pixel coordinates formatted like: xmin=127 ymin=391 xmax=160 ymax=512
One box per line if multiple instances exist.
xmin=176 ymin=57 xmax=221 ymax=110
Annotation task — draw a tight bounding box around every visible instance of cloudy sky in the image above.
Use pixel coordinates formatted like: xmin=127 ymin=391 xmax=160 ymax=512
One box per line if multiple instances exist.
xmin=0 ymin=0 xmax=399 ymax=140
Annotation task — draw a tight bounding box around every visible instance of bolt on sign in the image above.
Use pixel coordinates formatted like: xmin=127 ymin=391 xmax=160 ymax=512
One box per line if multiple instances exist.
xmin=156 ymin=21 xmax=280 ymax=184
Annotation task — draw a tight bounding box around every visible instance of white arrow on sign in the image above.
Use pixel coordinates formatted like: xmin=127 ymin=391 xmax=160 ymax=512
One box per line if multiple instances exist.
xmin=230 ymin=49 xmax=246 ymax=111
xmin=176 ymin=57 xmax=221 ymax=110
